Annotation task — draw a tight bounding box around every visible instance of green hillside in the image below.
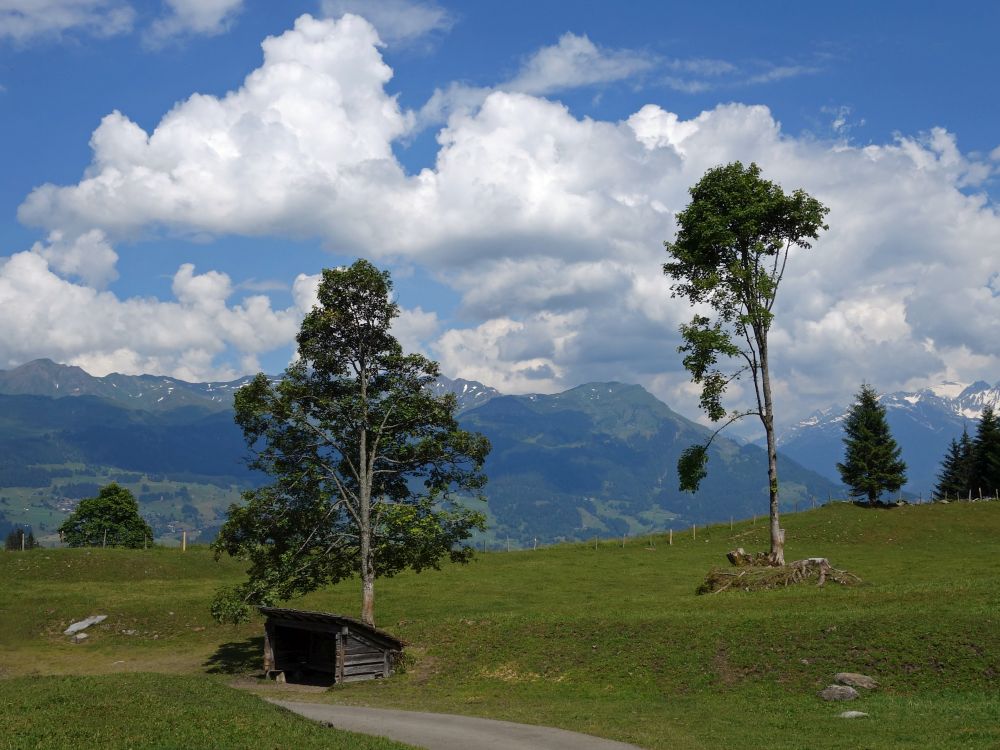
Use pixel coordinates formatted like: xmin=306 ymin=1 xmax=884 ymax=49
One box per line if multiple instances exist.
xmin=0 ymin=375 xmax=842 ymax=548
xmin=2 ymin=501 xmax=997 ymax=749
xmin=462 ymin=382 xmax=841 ymax=542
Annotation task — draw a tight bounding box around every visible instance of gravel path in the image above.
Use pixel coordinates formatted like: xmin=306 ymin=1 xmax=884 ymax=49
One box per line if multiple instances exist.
xmin=271 ymin=700 xmax=643 ymax=750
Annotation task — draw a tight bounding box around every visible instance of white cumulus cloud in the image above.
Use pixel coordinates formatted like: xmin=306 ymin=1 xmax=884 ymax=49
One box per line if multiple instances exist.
xmin=145 ymin=0 xmax=243 ymax=44
xmin=0 ymin=0 xmax=134 ymax=42
xmin=319 ymin=0 xmax=452 ymax=45
xmin=9 ymin=13 xmax=1000 ymax=423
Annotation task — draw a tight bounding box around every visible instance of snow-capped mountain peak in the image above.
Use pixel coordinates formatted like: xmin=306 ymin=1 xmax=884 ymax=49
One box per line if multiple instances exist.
xmin=778 ymin=379 xmax=1000 ymax=494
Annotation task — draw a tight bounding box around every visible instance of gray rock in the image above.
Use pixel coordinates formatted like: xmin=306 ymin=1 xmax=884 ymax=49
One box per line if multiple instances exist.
xmin=839 ymin=711 xmax=869 ymax=719
xmin=819 ymin=685 xmax=859 ymax=701
xmin=71 ymin=633 xmax=89 ymax=643
xmin=835 ymin=672 xmax=877 ymax=689
xmin=64 ymin=615 xmax=107 ymax=635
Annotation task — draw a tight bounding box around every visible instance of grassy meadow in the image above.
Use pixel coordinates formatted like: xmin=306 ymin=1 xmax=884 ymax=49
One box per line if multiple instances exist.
xmin=1 ymin=501 xmax=998 ymax=749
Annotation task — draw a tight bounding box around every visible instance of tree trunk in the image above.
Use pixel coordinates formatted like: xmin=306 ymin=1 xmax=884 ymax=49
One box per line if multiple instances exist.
xmin=360 ymin=560 xmax=375 ymax=627
xmin=359 ymin=492 xmax=376 ymax=626
xmin=358 ymin=369 xmax=376 ymax=627
xmin=759 ymin=338 xmax=784 ymax=565
xmin=359 ymin=444 xmax=376 ymax=627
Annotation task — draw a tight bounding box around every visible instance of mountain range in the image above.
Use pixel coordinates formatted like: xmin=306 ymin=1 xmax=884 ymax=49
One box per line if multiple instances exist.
xmin=778 ymin=381 xmax=1000 ymax=494
xmin=0 ymin=359 xmax=839 ymax=546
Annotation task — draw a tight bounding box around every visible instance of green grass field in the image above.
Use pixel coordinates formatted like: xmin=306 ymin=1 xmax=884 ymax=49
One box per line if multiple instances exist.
xmin=2 ymin=501 xmax=998 ymax=749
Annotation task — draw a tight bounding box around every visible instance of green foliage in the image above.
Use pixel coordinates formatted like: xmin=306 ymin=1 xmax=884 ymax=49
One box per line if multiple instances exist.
xmin=935 ymin=427 xmax=973 ymax=499
xmin=836 ymin=384 xmax=907 ymax=504
xmin=58 ymin=483 xmax=153 ymax=548
xmin=676 ymin=444 xmax=709 ymax=493
xmin=663 ymin=161 xmax=829 ymax=499
xmin=970 ymin=405 xmax=1000 ymax=496
xmin=214 ymin=260 xmax=489 ymax=624
xmin=4 ymin=526 xmax=39 ymax=550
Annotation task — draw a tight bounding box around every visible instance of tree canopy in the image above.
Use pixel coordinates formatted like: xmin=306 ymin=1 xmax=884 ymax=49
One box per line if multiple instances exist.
xmin=58 ymin=483 xmax=152 ymax=548
xmin=664 ymin=161 xmax=828 ymax=564
xmin=212 ymin=259 xmax=490 ymax=626
xmin=836 ymin=384 xmax=907 ymax=505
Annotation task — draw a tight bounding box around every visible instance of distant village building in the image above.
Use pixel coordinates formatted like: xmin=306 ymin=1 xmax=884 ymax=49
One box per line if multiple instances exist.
xmin=260 ymin=607 xmax=404 ymax=685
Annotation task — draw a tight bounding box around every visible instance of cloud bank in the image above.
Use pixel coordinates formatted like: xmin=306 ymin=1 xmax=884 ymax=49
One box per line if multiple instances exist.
xmin=6 ymin=13 xmax=1000 ymax=423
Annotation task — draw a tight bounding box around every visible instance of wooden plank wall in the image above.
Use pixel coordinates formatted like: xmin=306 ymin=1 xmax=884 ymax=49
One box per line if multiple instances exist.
xmin=342 ymin=634 xmax=392 ymax=681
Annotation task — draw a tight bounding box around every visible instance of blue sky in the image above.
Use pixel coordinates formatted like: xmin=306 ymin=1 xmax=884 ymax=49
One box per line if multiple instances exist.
xmin=0 ymin=0 xmax=998 ymax=425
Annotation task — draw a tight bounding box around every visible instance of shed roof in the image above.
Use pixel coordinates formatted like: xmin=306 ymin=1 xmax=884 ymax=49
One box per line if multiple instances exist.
xmin=259 ymin=607 xmax=404 ymax=649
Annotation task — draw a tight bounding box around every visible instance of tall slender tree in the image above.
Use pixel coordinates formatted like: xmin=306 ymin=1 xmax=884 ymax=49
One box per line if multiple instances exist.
xmin=836 ymin=384 xmax=907 ymax=505
xmin=664 ymin=161 xmax=828 ymax=565
xmin=213 ymin=260 xmax=490 ymax=627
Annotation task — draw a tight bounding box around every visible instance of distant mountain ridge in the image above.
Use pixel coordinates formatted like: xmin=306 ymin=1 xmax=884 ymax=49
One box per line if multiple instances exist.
xmin=0 ymin=359 xmax=501 ymax=416
xmin=429 ymin=374 xmax=501 ymax=414
xmin=0 ymin=359 xmax=252 ymax=413
xmin=778 ymin=380 xmax=1000 ymax=494
xmin=0 ymin=359 xmax=840 ymax=545
xmin=460 ymin=382 xmax=840 ymax=542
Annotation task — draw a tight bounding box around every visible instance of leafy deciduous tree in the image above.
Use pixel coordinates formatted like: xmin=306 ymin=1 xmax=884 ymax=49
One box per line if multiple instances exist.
xmin=58 ymin=483 xmax=152 ymax=548
xmin=212 ymin=260 xmax=490 ymax=627
xmin=664 ymin=161 xmax=829 ymax=565
xmin=836 ymin=384 xmax=907 ymax=505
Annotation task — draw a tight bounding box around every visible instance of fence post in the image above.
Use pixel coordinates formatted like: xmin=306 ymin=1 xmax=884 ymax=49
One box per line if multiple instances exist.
xmin=669 ymin=528 xmax=672 ymax=546
xmin=182 ymin=530 xmax=187 ymax=552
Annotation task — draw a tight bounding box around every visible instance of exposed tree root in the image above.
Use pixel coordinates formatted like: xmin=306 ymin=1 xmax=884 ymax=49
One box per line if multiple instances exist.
xmin=697 ymin=549 xmax=862 ymax=594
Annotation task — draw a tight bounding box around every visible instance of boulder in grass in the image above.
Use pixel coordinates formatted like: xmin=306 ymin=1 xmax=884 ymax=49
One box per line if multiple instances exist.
xmin=839 ymin=711 xmax=869 ymax=719
xmin=71 ymin=633 xmax=89 ymax=644
xmin=835 ymin=672 xmax=877 ymax=689
xmin=64 ymin=615 xmax=107 ymax=635
xmin=819 ymin=685 xmax=859 ymax=701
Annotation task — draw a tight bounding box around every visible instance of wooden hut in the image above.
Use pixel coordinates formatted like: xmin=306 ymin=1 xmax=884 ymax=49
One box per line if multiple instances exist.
xmin=260 ymin=607 xmax=404 ymax=685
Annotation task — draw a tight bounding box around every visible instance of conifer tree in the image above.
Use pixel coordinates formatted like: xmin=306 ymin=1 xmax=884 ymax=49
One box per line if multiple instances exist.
xmin=970 ymin=405 xmax=1000 ymax=498
xmin=935 ymin=427 xmax=973 ymax=500
xmin=837 ymin=384 xmax=907 ymax=505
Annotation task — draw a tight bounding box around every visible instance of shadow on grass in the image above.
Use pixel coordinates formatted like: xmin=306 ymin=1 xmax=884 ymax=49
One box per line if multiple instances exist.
xmin=204 ymin=636 xmax=263 ymax=675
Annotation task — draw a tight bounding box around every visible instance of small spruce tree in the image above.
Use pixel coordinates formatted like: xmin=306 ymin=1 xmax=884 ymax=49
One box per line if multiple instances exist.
xmin=970 ymin=405 xmax=1000 ymax=498
xmin=935 ymin=427 xmax=973 ymax=500
xmin=837 ymin=384 xmax=907 ymax=505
